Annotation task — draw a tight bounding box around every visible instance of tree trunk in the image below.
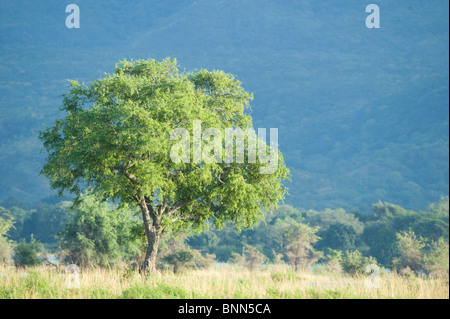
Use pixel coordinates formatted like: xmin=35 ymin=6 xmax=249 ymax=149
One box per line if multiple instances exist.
xmin=141 ymin=227 xmax=160 ymax=274
xmin=173 ymin=261 xmax=179 ymax=274
xmin=139 ymin=198 xmax=161 ymax=274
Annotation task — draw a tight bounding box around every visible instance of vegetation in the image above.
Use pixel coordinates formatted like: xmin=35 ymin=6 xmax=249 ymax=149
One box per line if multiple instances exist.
xmin=0 ymin=1 xmax=448 ymax=300
xmin=0 ymin=265 xmax=447 ymax=299
xmin=13 ymin=236 xmax=42 ymax=268
xmin=0 ymin=217 xmax=13 ymax=264
xmin=340 ymin=250 xmax=377 ymax=276
xmin=0 ymin=184 xmax=448 ymax=301
xmin=58 ymin=194 xmax=142 ymax=268
xmin=1 ymin=196 xmax=448 ymax=278
xmin=39 ymin=59 xmax=289 ymax=273
xmin=282 ymin=221 xmax=321 ymax=271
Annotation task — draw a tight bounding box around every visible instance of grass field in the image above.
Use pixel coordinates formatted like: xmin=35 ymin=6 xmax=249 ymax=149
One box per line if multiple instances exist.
xmin=0 ymin=264 xmax=448 ymax=299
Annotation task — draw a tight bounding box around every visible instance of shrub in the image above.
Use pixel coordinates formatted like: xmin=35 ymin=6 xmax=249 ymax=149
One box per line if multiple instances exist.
xmin=13 ymin=236 xmax=42 ymax=267
xmin=0 ymin=217 xmax=14 ymax=264
xmin=162 ymin=249 xmax=196 ymax=273
xmin=282 ymin=220 xmax=321 ymax=270
xmin=423 ymin=238 xmax=449 ymax=279
xmin=228 ymin=252 xmax=244 ymax=265
xmin=341 ymin=250 xmax=377 ymax=275
xmin=58 ymin=194 xmax=142 ymax=268
xmin=322 ymin=251 xmax=344 ymax=274
xmin=393 ymin=230 xmax=426 ymax=272
xmin=243 ymin=245 xmax=267 ymax=270
xmin=193 ymin=251 xmax=216 ymax=269
xmin=0 ymin=238 xmax=12 ymax=265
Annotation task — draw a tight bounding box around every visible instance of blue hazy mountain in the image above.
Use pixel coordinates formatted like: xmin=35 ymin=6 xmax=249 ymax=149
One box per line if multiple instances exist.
xmin=0 ymin=0 xmax=448 ymax=210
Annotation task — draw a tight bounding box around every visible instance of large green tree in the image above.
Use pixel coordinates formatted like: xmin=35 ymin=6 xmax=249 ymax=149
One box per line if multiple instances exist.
xmin=40 ymin=58 xmax=289 ymax=273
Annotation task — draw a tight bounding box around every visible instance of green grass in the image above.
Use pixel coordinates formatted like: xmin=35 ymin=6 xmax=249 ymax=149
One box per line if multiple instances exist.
xmin=0 ymin=264 xmax=448 ymax=299
xmin=120 ymin=282 xmax=189 ymax=299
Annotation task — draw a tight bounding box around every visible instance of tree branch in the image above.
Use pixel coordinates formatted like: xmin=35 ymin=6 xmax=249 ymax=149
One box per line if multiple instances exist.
xmin=167 ymin=199 xmax=191 ymax=218
xmin=123 ymin=169 xmax=137 ymax=183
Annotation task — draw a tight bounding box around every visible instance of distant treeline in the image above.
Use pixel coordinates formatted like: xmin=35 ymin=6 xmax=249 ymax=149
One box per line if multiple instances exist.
xmin=0 ymin=195 xmax=448 ymax=277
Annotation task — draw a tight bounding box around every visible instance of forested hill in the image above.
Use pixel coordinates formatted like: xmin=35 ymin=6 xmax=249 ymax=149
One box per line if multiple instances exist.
xmin=0 ymin=0 xmax=448 ymax=211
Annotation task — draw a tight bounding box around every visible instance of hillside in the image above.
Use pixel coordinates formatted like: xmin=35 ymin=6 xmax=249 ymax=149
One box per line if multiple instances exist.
xmin=0 ymin=0 xmax=448 ymax=210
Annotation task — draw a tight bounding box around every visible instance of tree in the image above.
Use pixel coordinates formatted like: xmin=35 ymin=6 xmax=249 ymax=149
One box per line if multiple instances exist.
xmin=282 ymin=219 xmax=321 ymax=270
xmin=427 ymin=196 xmax=449 ymax=218
xmin=158 ymin=233 xmax=215 ymax=273
xmin=393 ymin=230 xmax=426 ymax=273
xmin=13 ymin=235 xmax=42 ymax=268
xmin=412 ymin=217 xmax=449 ymax=242
xmin=0 ymin=206 xmax=31 ymax=242
xmin=58 ymin=194 xmax=141 ymax=268
xmin=324 ymin=249 xmax=343 ymax=273
xmin=187 ymin=230 xmax=220 ymax=255
xmin=21 ymin=201 xmax=72 ymax=243
xmin=243 ymin=206 xmax=305 ymax=262
xmin=228 ymin=251 xmax=244 ymax=265
xmin=362 ymin=221 xmax=398 ymax=266
xmin=162 ymin=249 xmax=195 ymax=274
xmin=371 ymin=201 xmax=408 ymax=219
xmin=303 ymin=208 xmax=364 ymax=234
xmin=0 ymin=207 xmax=12 ymax=220
xmin=317 ymin=223 xmax=357 ymax=252
xmin=39 ymin=58 xmax=289 ymax=273
xmin=341 ymin=250 xmax=377 ymax=275
xmin=0 ymin=217 xmax=14 ymax=264
xmin=243 ymin=244 xmax=267 ymax=270
xmin=423 ymin=238 xmax=449 ymax=278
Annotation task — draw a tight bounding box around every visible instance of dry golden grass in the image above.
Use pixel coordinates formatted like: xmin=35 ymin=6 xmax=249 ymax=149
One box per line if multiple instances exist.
xmin=0 ymin=264 xmax=448 ymax=299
